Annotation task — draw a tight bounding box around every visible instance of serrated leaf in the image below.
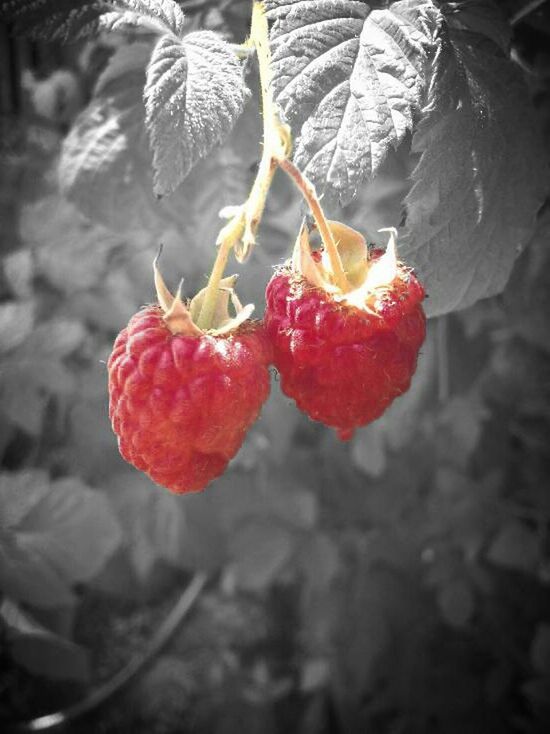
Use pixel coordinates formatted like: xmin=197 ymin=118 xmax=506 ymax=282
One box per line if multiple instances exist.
xmin=265 ymin=0 xmax=438 ymax=205
xmin=60 ymin=41 xmax=252 ymax=239
xmin=59 ymin=42 xmax=173 ymax=235
xmin=0 ymin=470 xmax=122 ymax=607
xmin=144 ymin=30 xmax=248 ymax=195
xmin=401 ymin=17 xmax=547 ymax=315
xmin=1 ymin=0 xmax=185 ymax=42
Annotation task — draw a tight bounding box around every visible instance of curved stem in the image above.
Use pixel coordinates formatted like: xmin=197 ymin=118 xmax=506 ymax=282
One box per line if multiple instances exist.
xmin=196 ymin=2 xmax=287 ymax=329
xmin=196 ymin=238 xmax=233 ymax=330
xmin=278 ymin=158 xmax=349 ymax=291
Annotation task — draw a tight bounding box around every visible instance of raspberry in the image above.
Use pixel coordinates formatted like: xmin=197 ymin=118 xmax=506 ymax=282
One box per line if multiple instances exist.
xmin=264 ymin=222 xmax=426 ymax=441
xmin=108 ymin=264 xmax=271 ymax=493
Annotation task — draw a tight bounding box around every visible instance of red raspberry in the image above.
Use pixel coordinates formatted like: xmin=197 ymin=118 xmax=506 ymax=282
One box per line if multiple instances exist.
xmin=264 ymin=225 xmax=426 ymax=441
xmin=108 ymin=307 xmax=271 ymax=493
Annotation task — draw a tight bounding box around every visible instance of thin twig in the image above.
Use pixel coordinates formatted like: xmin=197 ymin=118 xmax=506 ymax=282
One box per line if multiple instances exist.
xmin=9 ymin=573 xmax=209 ymax=733
xmin=511 ymin=0 xmax=549 ymax=26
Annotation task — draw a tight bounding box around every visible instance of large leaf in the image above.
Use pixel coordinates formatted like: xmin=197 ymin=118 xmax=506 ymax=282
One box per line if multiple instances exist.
xmin=60 ymin=41 xmax=253 ymax=238
xmin=264 ymin=0 xmax=439 ymax=205
xmin=59 ymin=42 xmax=180 ymax=235
xmin=0 ymin=0 xmax=185 ymax=42
xmin=144 ymin=30 xmax=249 ymax=194
xmin=0 ymin=470 xmax=122 ymax=608
xmin=401 ymin=11 xmax=547 ymax=315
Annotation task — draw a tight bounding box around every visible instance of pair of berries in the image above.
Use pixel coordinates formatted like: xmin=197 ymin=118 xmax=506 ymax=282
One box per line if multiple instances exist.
xmin=108 ymin=222 xmax=426 ymax=493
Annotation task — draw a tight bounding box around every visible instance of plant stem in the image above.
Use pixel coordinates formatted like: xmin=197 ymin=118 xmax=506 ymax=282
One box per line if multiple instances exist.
xmin=196 ymin=238 xmax=233 ymax=330
xmin=196 ymin=2 xmax=287 ymax=329
xmin=278 ymin=158 xmax=349 ymax=291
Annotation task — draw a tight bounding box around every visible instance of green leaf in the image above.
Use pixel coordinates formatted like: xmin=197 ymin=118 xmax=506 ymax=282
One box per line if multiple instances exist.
xmin=265 ymin=0 xmax=439 ymax=205
xmin=401 ymin=12 xmax=547 ymax=315
xmin=1 ymin=599 xmax=90 ymax=682
xmin=144 ymin=30 xmax=249 ymax=195
xmin=1 ymin=0 xmax=185 ymax=42
xmin=0 ymin=470 xmax=122 ymax=608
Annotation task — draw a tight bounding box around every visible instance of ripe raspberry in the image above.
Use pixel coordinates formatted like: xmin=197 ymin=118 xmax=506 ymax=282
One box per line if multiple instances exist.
xmin=264 ymin=223 xmax=426 ymax=441
xmin=108 ymin=267 xmax=271 ymax=494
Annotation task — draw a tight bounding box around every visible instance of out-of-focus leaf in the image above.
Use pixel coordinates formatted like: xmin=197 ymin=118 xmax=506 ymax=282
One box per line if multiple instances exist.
xmin=487 ymin=521 xmax=540 ymax=573
xmin=531 ymin=624 xmax=550 ymax=675
xmin=23 ymin=318 xmax=87 ymax=358
xmin=1 ymin=0 xmax=185 ymax=42
xmin=298 ymin=533 xmax=340 ymax=590
xmin=144 ymin=30 xmax=248 ymax=195
xmin=21 ymin=195 xmax=119 ymax=293
xmin=229 ymin=521 xmax=293 ymax=591
xmin=3 ymin=249 xmax=34 ymax=299
xmin=352 ymin=321 xmax=436 ymax=476
xmin=402 ymin=8 xmax=547 ymax=316
xmin=0 ymin=470 xmax=122 ymax=608
xmin=504 ymin=210 xmax=550 ymax=355
xmin=107 ymin=472 xmax=187 ymax=581
xmin=351 ymin=429 xmax=387 ymax=478
xmin=0 ymin=301 xmax=35 ymax=354
xmin=435 ymin=392 xmax=489 ymax=468
xmin=265 ymin=0 xmax=438 ymax=205
xmin=437 ymin=578 xmax=475 ymax=628
xmin=0 ymin=316 xmax=86 ymax=435
xmin=1 ymin=599 xmax=89 ymax=682
xmin=300 ymin=657 xmax=330 ymax=692
xmin=521 ymin=676 xmax=550 ymax=709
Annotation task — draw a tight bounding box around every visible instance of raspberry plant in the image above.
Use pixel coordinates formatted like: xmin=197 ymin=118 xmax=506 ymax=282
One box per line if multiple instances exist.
xmin=1 ymin=0 xmax=550 ymax=731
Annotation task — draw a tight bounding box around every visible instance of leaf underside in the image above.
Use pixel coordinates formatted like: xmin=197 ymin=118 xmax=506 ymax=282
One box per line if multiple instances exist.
xmin=264 ymin=0 xmax=439 ymax=206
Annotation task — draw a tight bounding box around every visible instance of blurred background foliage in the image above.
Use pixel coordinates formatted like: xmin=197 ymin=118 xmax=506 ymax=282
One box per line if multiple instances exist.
xmin=1 ymin=1 xmax=550 ymax=733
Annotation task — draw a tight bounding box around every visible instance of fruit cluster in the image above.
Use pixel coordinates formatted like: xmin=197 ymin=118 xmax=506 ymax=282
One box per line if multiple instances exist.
xmin=108 ymin=222 xmax=426 ymax=493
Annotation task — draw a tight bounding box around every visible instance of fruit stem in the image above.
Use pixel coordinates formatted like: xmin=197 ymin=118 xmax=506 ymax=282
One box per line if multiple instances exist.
xmin=195 ymin=238 xmax=233 ymax=330
xmin=278 ymin=158 xmax=349 ymax=291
